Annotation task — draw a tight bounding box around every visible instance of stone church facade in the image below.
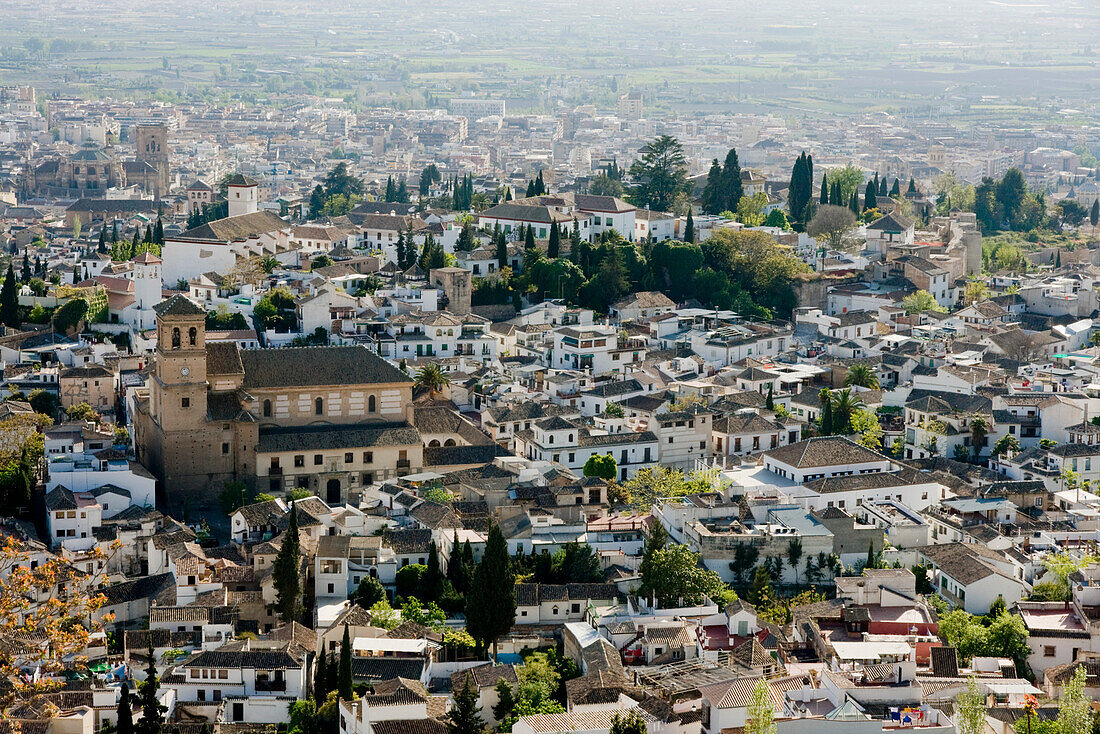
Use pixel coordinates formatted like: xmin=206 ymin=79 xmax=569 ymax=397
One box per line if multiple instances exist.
xmin=133 ymin=294 xmax=423 ymax=514
xmin=27 ymin=123 xmax=170 ymax=199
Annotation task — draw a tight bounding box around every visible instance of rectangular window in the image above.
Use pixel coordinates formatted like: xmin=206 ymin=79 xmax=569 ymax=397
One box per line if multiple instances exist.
xmin=314 ymin=454 xmax=323 ymax=465
xmin=222 ymin=443 xmax=230 ymax=454
xmin=181 ymin=397 xmax=190 ymax=408
xmin=294 ymin=455 xmax=305 ymax=467
xmin=345 ymin=452 xmax=354 ymax=463
xmin=364 ymin=452 xmax=373 ymax=463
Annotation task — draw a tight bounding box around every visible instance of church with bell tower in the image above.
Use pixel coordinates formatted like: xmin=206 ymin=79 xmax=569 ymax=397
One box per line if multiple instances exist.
xmin=134 ymin=294 xmax=422 ymax=515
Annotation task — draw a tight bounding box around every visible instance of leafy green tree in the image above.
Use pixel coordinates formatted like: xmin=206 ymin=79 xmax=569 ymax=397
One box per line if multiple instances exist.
xmin=555 ymin=542 xmax=602 ymax=583
xmin=583 ymin=453 xmax=617 ymax=480
xmin=900 ymin=290 xmax=946 ymax=314
xmin=466 ymin=524 xmax=516 ymax=658
xmin=627 ymin=135 xmax=690 ymax=212
xmin=745 ymin=678 xmax=776 ymax=734
xmin=954 ymin=677 xmax=986 ymax=734
xmin=589 ymin=172 xmax=625 ymax=198
xmin=273 ymin=502 xmax=302 ymax=623
xmin=806 ymin=204 xmax=857 ymax=251
xmin=352 ymin=575 xmax=386 ymax=608
xmin=493 ymin=679 xmax=516 ymax=723
xmin=1057 ymin=665 xmax=1091 ymax=734
xmin=609 ymin=711 xmax=648 ymax=734
xmin=395 ymin=563 xmax=427 ymax=600
xmin=639 ymin=544 xmax=730 ymax=606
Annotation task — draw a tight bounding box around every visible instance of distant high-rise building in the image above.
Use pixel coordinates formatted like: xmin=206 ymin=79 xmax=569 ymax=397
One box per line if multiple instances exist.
xmin=449 ymin=98 xmax=505 ymax=119
xmin=619 ymin=91 xmax=643 ymax=120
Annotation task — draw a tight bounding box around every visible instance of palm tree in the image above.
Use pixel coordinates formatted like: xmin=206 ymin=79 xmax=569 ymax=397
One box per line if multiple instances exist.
xmin=844 ymin=363 xmax=880 ymax=389
xmin=968 ymin=415 xmax=989 ymax=462
xmin=830 ymin=389 xmax=865 ymax=435
xmin=787 ymin=538 xmax=804 ymax=585
xmin=259 ymin=255 xmax=280 ymax=273
xmin=414 ymin=363 xmax=450 ymax=399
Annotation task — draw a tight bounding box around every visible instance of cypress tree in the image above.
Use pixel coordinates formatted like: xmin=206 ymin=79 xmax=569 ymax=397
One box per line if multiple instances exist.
xmin=21 ymin=251 xmax=30 ymax=282
xmin=866 ymin=541 xmax=876 ymax=570
xmin=446 ymin=530 xmax=470 ymax=595
xmin=273 ymin=502 xmax=302 ymax=624
xmin=548 ymin=221 xmax=560 ymax=258
xmin=819 ymin=171 xmax=829 ymax=205
xmin=154 ymin=217 xmax=164 ymax=244
xmin=701 ymin=159 xmax=723 ymax=215
xmin=466 ymin=523 xmax=516 ymax=659
xmin=495 ymin=226 xmax=507 ymax=270
xmin=908 ymin=177 xmax=918 ymax=195
xmin=111 ymin=220 xmax=119 ymax=243
xmin=98 ymin=227 xmax=107 ymax=253
xmin=137 ymin=644 xmax=165 ymax=734
xmin=130 ymin=229 xmax=141 ymax=259
xmin=447 ymin=677 xmax=486 ymax=734
xmin=1091 ymin=200 xmax=1099 ymax=227
xmin=338 ymin=623 xmax=353 ymax=700
xmin=683 ymin=209 xmax=695 ymax=243
xmin=570 ymin=217 xmax=581 ymax=259
xmin=765 ymin=384 xmax=774 ymax=411
xmin=117 ymin=682 xmax=134 ymax=734
xmin=830 ymin=181 xmax=841 ymax=207
xmin=385 ymin=176 xmax=396 ymax=202
xmin=326 ymin=650 xmax=338 ymax=696
xmin=787 ymin=153 xmax=806 ymax=223
xmin=864 ymin=180 xmax=878 ymax=212
xmin=878 ymin=175 xmax=888 ymax=197
xmin=535 ymin=171 xmax=545 ymax=196
xmin=849 ymin=190 xmax=860 ymax=215
xmin=889 ymin=178 xmax=901 ymax=198
xmin=819 ymin=389 xmax=833 ymax=435
xmin=144 ymin=224 xmax=153 ymax=243
xmin=313 ymin=645 xmax=328 ymax=701
xmin=1 ymin=264 xmax=19 ymax=329
xmin=504 ymin=187 xmax=512 ymax=201
xmin=524 ymin=222 xmax=536 ymax=251
xmin=719 ymin=148 xmax=743 ymax=213
xmin=395 ymin=230 xmax=406 ymax=270
xmin=424 ymin=542 xmax=444 ymax=603
xmin=525 ymin=180 xmax=535 ymax=198
xmin=396 ymin=177 xmax=408 ymax=204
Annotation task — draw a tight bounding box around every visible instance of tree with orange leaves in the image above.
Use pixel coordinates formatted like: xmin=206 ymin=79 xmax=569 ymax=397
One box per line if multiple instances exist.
xmin=0 ymin=532 xmax=119 ymax=711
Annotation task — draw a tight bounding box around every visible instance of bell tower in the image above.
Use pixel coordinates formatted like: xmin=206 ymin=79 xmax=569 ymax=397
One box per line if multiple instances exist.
xmin=151 ymin=294 xmax=209 ymax=433
xmin=135 ymin=123 xmax=169 ymax=198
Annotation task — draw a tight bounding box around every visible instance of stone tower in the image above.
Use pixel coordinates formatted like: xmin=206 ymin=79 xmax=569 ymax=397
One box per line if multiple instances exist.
xmin=135 ymin=124 xmax=169 ymax=198
xmin=431 ymin=267 xmax=472 ymax=315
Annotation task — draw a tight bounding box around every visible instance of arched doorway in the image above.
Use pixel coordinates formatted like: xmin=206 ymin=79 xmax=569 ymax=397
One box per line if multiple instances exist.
xmin=326 ymin=478 xmax=341 ymax=504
